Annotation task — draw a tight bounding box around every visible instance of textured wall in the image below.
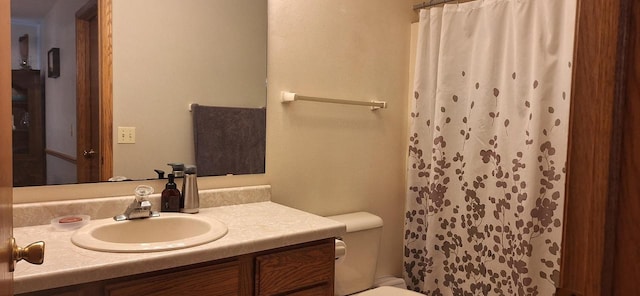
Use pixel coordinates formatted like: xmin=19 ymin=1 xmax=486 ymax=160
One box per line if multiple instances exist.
xmin=266 ymin=0 xmax=415 ymax=278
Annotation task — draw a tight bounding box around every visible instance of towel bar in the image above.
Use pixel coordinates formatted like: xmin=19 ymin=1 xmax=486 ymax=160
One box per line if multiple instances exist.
xmin=281 ymin=91 xmax=387 ymax=111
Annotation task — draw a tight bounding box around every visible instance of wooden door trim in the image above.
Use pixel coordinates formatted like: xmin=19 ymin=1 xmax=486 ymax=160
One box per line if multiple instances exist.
xmin=76 ymin=0 xmax=113 ymax=182
xmin=0 ymin=0 xmax=14 ymax=293
xmin=98 ymin=0 xmax=113 ymax=181
xmin=76 ymin=1 xmax=94 ymax=183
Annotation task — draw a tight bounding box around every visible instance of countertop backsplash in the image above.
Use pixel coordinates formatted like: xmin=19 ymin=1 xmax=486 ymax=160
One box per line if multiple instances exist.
xmin=13 ymin=185 xmax=271 ymax=227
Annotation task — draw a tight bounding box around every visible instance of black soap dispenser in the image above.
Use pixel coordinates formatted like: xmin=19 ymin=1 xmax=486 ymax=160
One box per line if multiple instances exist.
xmin=161 ymin=173 xmax=181 ymax=212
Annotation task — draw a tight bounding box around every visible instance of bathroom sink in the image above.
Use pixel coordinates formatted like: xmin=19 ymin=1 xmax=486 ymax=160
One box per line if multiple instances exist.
xmin=71 ymin=213 xmax=228 ymax=253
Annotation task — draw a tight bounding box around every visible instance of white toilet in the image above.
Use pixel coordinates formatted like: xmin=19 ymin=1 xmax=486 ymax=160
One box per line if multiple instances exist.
xmin=327 ymin=212 xmax=423 ymax=296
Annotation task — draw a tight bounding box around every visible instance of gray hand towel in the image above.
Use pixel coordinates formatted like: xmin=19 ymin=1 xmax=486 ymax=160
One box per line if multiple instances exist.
xmin=192 ymin=104 xmax=266 ymax=176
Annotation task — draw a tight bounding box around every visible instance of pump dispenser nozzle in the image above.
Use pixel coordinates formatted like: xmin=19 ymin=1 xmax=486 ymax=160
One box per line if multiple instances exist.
xmin=167 ymin=163 xmax=185 ymax=178
xmin=154 ymin=169 xmax=165 ymax=179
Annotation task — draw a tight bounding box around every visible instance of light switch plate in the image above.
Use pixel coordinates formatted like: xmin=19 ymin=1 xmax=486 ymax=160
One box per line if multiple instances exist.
xmin=117 ymin=127 xmax=136 ymax=144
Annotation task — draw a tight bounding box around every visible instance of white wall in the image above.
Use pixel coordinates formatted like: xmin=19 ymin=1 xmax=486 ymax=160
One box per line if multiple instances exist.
xmin=46 ymin=155 xmax=76 ymax=185
xmin=266 ymin=0 xmax=416 ymax=278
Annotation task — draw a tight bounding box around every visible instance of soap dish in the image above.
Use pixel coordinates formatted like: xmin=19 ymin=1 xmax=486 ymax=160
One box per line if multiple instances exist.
xmin=51 ymin=215 xmax=90 ymax=231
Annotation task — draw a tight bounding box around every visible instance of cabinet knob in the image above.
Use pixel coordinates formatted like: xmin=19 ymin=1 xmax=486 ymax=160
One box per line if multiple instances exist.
xmin=10 ymin=238 xmax=45 ymax=272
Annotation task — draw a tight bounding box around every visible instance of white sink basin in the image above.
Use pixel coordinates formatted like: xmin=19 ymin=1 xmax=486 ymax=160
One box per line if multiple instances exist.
xmin=71 ymin=213 xmax=228 ymax=253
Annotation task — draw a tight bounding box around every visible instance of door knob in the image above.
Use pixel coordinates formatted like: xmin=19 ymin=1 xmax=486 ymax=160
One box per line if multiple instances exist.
xmin=10 ymin=238 xmax=45 ymax=272
xmin=83 ymin=149 xmax=96 ymax=158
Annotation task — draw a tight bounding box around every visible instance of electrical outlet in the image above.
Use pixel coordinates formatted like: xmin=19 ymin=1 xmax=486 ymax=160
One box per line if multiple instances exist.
xmin=117 ymin=127 xmax=136 ymax=144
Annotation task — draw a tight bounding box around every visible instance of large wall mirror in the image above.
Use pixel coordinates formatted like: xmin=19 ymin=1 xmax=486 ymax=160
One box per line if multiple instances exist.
xmin=10 ymin=0 xmax=267 ymax=187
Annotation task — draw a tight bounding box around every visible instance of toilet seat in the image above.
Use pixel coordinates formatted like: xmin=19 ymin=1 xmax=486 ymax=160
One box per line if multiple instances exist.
xmin=354 ymin=286 xmax=423 ymax=296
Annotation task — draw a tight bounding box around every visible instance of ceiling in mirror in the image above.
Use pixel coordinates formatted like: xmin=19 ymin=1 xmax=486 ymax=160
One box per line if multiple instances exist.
xmin=10 ymin=0 xmax=267 ymax=187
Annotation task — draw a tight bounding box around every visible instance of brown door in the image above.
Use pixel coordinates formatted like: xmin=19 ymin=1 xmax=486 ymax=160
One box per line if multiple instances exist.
xmin=76 ymin=1 xmax=101 ymax=183
xmin=560 ymin=0 xmax=639 ymax=295
xmin=0 ymin=0 xmax=14 ymax=294
xmin=611 ymin=0 xmax=640 ymax=293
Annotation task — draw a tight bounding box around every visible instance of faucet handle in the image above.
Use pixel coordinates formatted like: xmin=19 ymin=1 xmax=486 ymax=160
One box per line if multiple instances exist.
xmin=134 ymin=185 xmax=154 ymax=201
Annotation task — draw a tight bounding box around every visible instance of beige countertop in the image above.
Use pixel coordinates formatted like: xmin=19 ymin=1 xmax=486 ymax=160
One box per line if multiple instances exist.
xmin=13 ymin=201 xmax=346 ymax=294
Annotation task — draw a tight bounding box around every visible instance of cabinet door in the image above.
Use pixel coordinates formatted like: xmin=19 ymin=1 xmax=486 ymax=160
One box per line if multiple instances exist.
xmin=255 ymin=239 xmax=334 ymax=296
xmin=105 ymin=261 xmax=239 ymax=296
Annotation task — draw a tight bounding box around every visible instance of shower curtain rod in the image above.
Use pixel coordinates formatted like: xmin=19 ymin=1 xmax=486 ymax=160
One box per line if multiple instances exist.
xmin=413 ymin=0 xmax=458 ymax=10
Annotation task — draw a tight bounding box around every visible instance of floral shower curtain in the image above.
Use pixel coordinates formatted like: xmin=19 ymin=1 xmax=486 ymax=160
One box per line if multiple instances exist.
xmin=404 ymin=0 xmax=576 ymax=295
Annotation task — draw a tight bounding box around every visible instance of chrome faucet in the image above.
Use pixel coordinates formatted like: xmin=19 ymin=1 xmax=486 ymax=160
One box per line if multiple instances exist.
xmin=114 ymin=185 xmax=160 ymax=221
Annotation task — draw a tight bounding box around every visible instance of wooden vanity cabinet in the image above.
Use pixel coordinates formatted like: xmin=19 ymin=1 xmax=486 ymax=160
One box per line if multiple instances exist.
xmin=105 ymin=260 xmax=242 ymax=296
xmin=17 ymin=238 xmax=335 ymax=296
xmin=16 ymin=258 xmax=246 ymax=296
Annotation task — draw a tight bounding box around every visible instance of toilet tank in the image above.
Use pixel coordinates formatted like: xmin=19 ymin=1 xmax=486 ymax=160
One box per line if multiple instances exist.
xmin=327 ymin=212 xmax=384 ymax=296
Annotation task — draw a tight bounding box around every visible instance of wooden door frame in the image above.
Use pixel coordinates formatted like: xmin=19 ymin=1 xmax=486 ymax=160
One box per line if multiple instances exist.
xmin=561 ymin=0 xmax=631 ymax=295
xmin=0 ymin=0 xmax=14 ymax=293
xmin=76 ymin=0 xmax=113 ymax=182
xmin=76 ymin=1 xmax=98 ymax=183
xmin=98 ymin=0 xmax=113 ymax=182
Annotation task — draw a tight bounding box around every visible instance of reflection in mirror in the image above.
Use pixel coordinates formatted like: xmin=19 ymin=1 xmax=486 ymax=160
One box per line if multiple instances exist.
xmin=10 ymin=0 xmax=267 ymax=187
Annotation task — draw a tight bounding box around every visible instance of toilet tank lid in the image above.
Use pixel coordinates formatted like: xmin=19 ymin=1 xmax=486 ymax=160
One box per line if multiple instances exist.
xmin=326 ymin=212 xmax=383 ymax=233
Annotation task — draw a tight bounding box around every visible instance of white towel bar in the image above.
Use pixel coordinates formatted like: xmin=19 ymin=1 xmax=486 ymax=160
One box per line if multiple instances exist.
xmin=281 ymin=91 xmax=387 ymax=111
